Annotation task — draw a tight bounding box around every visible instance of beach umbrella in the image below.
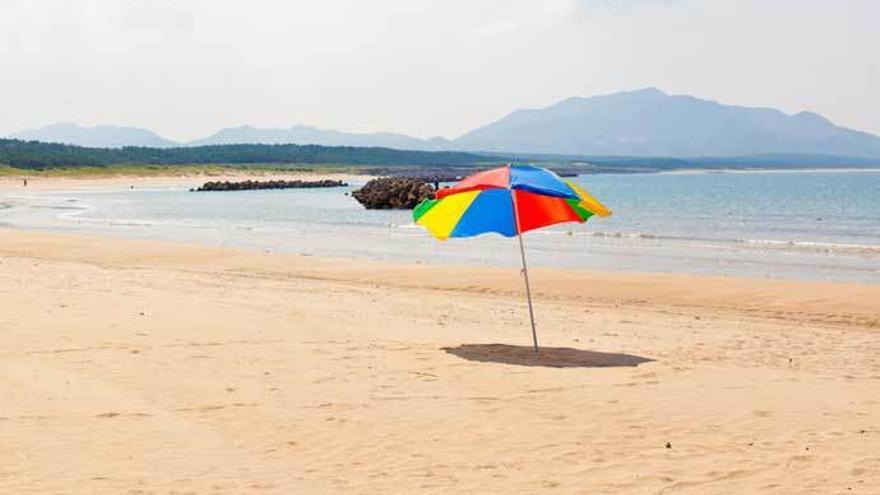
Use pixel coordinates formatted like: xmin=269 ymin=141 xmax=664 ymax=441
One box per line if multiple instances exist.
xmin=412 ymin=163 xmax=611 ymax=352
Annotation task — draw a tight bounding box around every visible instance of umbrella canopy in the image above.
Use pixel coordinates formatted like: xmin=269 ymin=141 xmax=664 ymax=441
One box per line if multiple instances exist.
xmin=412 ymin=164 xmax=611 ymax=353
xmin=413 ymin=164 xmax=610 ymax=239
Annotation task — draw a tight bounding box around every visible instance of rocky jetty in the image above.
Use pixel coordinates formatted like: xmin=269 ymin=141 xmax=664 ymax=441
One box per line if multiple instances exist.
xmin=192 ymin=179 xmax=347 ymax=192
xmin=351 ymin=177 xmax=435 ymax=209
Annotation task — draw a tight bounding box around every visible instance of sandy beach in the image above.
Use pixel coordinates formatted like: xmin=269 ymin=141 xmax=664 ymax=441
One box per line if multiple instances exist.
xmin=1 ymin=227 xmax=878 ymax=494
xmin=4 ymin=0 xmax=880 ymax=492
xmin=0 ymin=170 xmax=367 ymax=192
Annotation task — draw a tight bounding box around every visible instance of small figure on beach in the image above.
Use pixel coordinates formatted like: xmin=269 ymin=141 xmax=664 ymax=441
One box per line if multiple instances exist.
xmin=23 ymin=179 xmax=28 ymax=187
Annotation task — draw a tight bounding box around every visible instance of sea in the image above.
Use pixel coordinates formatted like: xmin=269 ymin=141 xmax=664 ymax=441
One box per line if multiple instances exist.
xmin=2 ymin=169 xmax=879 ymax=283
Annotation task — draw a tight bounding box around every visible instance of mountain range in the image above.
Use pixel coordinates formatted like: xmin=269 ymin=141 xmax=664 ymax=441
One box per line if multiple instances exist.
xmin=9 ymin=88 xmax=880 ymax=158
xmin=10 ymin=122 xmax=178 ymax=149
xmin=187 ymin=125 xmax=452 ymax=151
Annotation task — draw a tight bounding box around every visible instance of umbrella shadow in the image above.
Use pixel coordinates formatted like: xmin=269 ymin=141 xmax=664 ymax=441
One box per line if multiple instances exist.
xmin=442 ymin=343 xmax=653 ymax=368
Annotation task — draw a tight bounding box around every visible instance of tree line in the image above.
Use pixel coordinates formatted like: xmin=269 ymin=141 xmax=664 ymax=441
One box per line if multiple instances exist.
xmin=0 ymin=139 xmax=490 ymax=169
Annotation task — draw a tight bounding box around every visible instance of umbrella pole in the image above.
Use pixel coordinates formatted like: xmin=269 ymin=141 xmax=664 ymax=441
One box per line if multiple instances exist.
xmin=516 ymin=230 xmax=539 ymax=353
xmin=510 ymin=182 xmax=539 ymax=353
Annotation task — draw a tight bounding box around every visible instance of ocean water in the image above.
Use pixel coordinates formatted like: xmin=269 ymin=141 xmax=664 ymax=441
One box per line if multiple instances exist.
xmin=2 ymin=170 xmax=879 ymax=283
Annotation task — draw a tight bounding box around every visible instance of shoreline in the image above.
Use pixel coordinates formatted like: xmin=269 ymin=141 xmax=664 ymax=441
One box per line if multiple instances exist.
xmin=2 ymin=172 xmax=878 ymax=285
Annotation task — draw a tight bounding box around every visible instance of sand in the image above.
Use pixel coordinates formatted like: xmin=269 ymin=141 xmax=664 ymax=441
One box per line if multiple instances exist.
xmin=1 ymin=228 xmax=878 ymax=494
xmin=0 ymin=170 xmax=367 ymax=191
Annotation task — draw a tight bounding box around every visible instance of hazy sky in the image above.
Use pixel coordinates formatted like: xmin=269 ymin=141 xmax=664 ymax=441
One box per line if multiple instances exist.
xmin=1 ymin=0 xmax=878 ymax=141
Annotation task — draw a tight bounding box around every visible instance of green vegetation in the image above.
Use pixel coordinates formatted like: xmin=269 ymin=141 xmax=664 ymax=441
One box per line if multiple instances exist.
xmin=0 ymin=163 xmax=338 ymax=177
xmin=7 ymin=138 xmax=875 ymax=178
xmin=0 ymin=138 xmax=489 ymax=170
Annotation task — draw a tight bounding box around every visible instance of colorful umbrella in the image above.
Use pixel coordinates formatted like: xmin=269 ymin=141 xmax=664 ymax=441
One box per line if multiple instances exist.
xmin=412 ymin=163 xmax=611 ymax=352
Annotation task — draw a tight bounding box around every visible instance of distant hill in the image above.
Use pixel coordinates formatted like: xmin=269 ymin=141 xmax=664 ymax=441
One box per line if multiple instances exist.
xmin=190 ymin=125 xmax=452 ymax=151
xmin=10 ymin=123 xmax=178 ymax=149
xmin=454 ymin=88 xmax=880 ymax=157
xmin=8 ymin=89 xmax=880 ymax=159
